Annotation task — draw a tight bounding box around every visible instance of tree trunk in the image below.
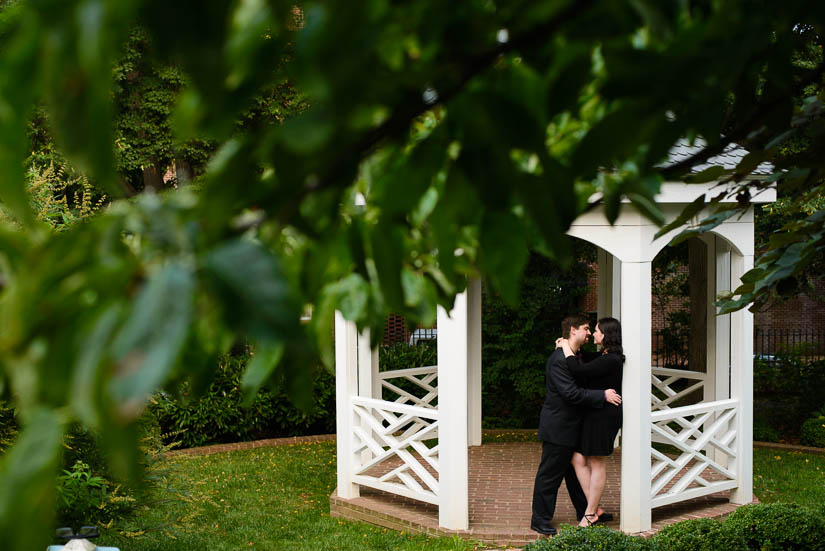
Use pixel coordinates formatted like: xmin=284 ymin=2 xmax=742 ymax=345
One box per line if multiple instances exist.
xmin=175 ymin=158 xmax=192 ymax=186
xmin=142 ymin=162 xmax=164 ymax=191
xmin=688 ymin=238 xmax=707 ymax=373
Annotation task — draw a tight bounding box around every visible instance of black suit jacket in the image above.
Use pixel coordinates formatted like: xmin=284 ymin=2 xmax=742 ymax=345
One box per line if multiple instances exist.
xmin=537 ymin=348 xmax=605 ymax=446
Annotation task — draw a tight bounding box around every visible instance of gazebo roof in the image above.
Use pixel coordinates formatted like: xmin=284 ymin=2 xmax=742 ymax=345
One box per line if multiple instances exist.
xmin=665 ymin=138 xmax=775 ymax=175
xmin=587 ymin=138 xmax=778 ymax=208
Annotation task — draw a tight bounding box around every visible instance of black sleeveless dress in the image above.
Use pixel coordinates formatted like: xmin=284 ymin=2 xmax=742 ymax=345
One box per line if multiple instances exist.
xmin=566 ymin=352 xmax=624 ymax=456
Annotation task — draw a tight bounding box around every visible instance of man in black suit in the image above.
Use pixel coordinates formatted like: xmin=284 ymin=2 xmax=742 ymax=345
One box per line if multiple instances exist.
xmin=530 ymin=313 xmax=622 ymax=536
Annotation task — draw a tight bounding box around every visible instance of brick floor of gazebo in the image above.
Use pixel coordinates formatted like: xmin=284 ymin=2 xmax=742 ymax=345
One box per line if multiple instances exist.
xmin=330 ymin=442 xmax=756 ymax=548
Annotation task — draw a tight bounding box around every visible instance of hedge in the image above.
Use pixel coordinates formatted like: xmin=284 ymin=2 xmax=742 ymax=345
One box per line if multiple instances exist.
xmin=525 ymin=525 xmax=651 ymax=551
xmin=524 ymin=504 xmax=825 ymax=551
xmin=724 ymin=503 xmax=825 ymax=551
xmin=150 ymin=353 xmax=335 ymax=449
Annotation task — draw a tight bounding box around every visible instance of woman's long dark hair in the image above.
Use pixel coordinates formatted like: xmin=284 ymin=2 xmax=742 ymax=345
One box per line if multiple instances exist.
xmin=597 ymin=317 xmax=623 ymax=357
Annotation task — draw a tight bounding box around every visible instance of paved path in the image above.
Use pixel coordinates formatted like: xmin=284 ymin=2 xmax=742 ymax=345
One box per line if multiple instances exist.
xmin=331 ymin=442 xmax=754 ymax=548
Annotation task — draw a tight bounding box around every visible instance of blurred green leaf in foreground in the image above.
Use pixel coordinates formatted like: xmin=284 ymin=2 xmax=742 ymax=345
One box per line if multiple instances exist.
xmin=1 ymin=0 xmax=825 ymax=546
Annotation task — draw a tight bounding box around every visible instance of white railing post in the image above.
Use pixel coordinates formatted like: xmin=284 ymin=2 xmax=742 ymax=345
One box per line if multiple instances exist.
xmin=467 ymin=278 xmax=482 ymax=447
xmin=437 ymin=291 xmax=469 ymax=530
xmin=335 ymin=311 xmax=360 ymax=499
xmin=620 ymin=261 xmax=652 ymax=533
xmin=730 ymin=252 xmax=754 ymax=504
xmin=372 ymin=347 xmax=381 ymax=401
xmin=358 ymin=328 xmax=378 ymax=464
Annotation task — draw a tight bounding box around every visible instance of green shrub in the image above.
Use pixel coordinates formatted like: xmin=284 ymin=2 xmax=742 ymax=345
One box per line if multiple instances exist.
xmin=724 ymin=503 xmax=825 ymax=551
xmin=800 ymin=414 xmax=825 ymax=447
xmin=755 ymin=356 xmax=825 ymax=439
xmin=5 ymin=418 xmax=126 ymax=526
xmin=56 ymin=460 xmax=133 ymax=528
xmin=524 ymin=525 xmax=651 ymax=551
xmin=150 ymin=354 xmax=335 ymax=449
xmin=654 ymin=518 xmax=747 ymax=551
xmin=754 ymin=416 xmax=781 ymax=442
xmin=0 ymin=400 xmax=17 ymax=454
xmin=63 ymin=423 xmax=109 ymax=478
xmin=378 ymin=341 xmax=438 ymax=404
xmin=55 ymin=416 xmax=188 ymax=530
xmin=379 ymin=341 xmax=436 ymax=371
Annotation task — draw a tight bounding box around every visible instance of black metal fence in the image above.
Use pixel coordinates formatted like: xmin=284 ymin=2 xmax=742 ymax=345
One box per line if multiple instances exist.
xmin=651 ymin=326 xmax=825 ymax=368
xmin=651 ymin=332 xmax=689 ymax=369
xmin=754 ymin=326 xmax=825 ymax=359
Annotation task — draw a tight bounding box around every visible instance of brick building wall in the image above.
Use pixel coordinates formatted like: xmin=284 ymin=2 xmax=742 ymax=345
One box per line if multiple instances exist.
xmin=753 ymin=277 xmax=825 ymax=330
xmin=579 ymin=264 xmax=599 ymax=313
xmin=383 ymin=314 xmax=411 ymax=346
xmin=753 ymin=277 xmax=825 ymax=355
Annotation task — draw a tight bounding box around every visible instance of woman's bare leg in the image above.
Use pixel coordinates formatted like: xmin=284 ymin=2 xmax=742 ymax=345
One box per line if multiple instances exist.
xmin=571 ymin=452 xmax=590 ymax=497
xmin=578 ymin=455 xmax=607 ymax=526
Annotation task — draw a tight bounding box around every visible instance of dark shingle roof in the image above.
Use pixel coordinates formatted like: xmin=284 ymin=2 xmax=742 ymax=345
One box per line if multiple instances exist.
xmin=665 ymin=138 xmax=774 ymax=176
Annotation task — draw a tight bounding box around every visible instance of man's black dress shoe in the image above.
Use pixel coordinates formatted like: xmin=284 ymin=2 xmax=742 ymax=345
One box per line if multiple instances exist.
xmin=530 ymin=523 xmax=557 ymax=536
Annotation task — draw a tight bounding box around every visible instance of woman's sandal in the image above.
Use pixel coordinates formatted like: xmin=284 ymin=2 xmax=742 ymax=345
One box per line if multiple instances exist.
xmin=580 ymin=513 xmax=599 ymax=527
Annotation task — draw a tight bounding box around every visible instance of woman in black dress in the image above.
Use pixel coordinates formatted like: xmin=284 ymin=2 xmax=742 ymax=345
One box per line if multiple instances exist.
xmin=558 ymin=317 xmax=624 ymax=527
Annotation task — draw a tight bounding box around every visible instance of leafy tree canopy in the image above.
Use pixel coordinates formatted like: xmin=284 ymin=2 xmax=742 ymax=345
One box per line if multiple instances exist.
xmin=0 ymin=1 xmax=824 ymax=546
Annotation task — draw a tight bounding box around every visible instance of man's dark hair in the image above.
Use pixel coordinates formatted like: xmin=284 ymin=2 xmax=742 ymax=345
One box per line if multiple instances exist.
xmin=561 ymin=313 xmax=590 ymax=339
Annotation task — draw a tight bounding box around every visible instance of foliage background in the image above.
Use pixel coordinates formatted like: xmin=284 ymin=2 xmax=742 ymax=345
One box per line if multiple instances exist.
xmin=482 ymin=248 xmax=593 ymax=427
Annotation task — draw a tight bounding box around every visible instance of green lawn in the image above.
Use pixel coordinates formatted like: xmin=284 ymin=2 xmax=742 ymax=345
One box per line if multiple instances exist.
xmin=89 ymin=441 xmax=825 ymax=551
xmin=753 ymin=447 xmax=825 ymax=508
xmin=95 ymin=441 xmax=483 ymax=551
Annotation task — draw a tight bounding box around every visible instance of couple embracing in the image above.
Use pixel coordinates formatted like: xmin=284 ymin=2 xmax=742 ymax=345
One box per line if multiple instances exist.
xmin=531 ymin=313 xmax=625 ymax=536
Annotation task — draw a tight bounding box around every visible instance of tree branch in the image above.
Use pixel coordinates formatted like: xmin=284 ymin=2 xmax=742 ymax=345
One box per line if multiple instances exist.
xmin=275 ymin=0 xmax=595 ymax=223
xmin=350 ymin=0 xmax=595 ymax=162
xmin=659 ymin=62 xmax=825 ymax=180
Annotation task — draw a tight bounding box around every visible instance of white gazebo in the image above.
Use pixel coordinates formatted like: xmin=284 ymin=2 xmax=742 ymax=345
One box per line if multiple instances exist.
xmin=333 ymin=180 xmax=775 ymax=534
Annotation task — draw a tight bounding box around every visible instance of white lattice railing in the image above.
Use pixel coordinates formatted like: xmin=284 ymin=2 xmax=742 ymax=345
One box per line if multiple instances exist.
xmin=351 ymin=396 xmax=440 ymax=505
xmin=651 ymin=367 xmax=706 ymax=411
xmin=650 ymin=398 xmax=738 ymax=508
xmin=378 ymin=365 xmax=438 ymax=409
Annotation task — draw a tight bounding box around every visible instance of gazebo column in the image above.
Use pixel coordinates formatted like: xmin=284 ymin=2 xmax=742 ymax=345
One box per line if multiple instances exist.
xmin=597 ymin=249 xmax=621 ymax=319
xmin=598 ymin=249 xmax=623 ymax=450
xmin=467 ymin=278 xmax=482 ymax=447
xmin=335 ymin=312 xmax=360 ymax=499
xmin=620 ymin=260 xmax=653 ymax=533
xmin=704 ymin=237 xmax=732 ymax=466
xmin=730 ymin=252 xmax=754 ymax=504
xmin=715 ymin=239 xmax=732 ymax=402
xmin=437 ymin=289 xmax=470 ymax=530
